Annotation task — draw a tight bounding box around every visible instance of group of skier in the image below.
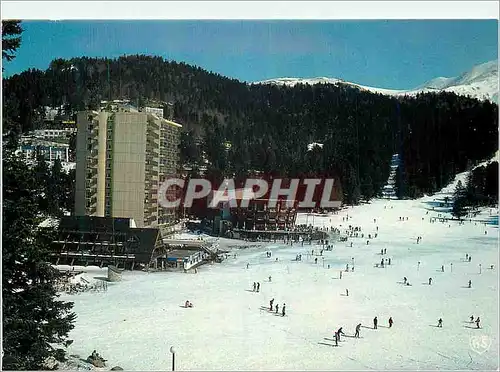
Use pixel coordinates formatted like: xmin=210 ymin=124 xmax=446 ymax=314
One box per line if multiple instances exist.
xmin=330 ymin=316 xmax=394 ymax=346
xmin=332 ymin=327 xmax=345 ymax=345
xmin=268 ymin=298 xmax=286 ymax=316
xmin=436 ymin=315 xmax=481 ymax=329
xmin=379 ymin=255 xmax=392 ymax=267
xmin=329 ymin=312 xmax=483 ymax=347
xmin=252 ymin=282 xmax=261 ymax=292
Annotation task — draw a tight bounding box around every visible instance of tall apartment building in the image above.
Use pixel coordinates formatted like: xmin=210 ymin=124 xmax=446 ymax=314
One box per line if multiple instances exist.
xmin=75 ymin=108 xmax=181 ymax=228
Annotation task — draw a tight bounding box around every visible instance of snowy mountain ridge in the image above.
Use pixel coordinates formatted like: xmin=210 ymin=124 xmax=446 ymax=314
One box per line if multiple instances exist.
xmin=255 ymin=60 xmax=498 ymax=103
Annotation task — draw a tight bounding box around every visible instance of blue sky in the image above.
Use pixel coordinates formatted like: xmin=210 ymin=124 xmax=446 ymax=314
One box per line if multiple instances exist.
xmin=3 ymin=20 xmax=498 ymax=89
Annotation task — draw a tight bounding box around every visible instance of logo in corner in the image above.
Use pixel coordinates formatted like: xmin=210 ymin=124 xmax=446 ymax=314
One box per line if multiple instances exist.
xmin=469 ymin=335 xmax=492 ymax=355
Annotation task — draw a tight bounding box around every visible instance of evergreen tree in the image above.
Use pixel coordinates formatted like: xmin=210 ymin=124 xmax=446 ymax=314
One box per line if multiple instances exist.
xmin=461 ymin=162 xmax=499 ymax=210
xmin=3 ymin=27 xmax=76 ymax=368
xmin=484 ymin=161 xmax=499 ymax=204
xmin=179 ymin=130 xmax=201 ymax=167
xmin=2 ymin=20 xmax=23 ymax=63
xmin=68 ymin=133 xmax=77 ymax=161
xmin=360 ymin=175 xmax=375 ymax=201
xmin=2 ymin=149 xmax=76 ymax=370
xmin=64 ymin=168 xmax=76 ymax=215
xmin=48 ymin=158 xmax=68 ymax=217
xmin=452 ymin=180 xmax=468 ymax=219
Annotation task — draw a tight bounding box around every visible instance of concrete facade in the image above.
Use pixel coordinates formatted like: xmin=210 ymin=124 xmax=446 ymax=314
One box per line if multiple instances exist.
xmin=75 ymin=108 xmax=181 ymax=228
xmin=159 ymin=119 xmax=182 ymax=226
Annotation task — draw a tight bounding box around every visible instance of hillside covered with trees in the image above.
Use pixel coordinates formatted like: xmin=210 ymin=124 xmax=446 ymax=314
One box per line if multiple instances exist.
xmin=3 ymin=55 xmax=498 ymax=204
xmin=452 ymin=160 xmax=499 ymax=219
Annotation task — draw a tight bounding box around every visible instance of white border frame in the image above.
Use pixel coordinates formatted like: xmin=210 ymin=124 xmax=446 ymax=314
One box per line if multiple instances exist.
xmin=1 ymin=1 xmax=499 ymax=20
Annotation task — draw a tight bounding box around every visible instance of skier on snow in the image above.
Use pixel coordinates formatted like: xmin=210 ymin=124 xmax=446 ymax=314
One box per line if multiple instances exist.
xmin=270 ymin=298 xmax=274 ymax=311
xmin=355 ymin=323 xmax=361 ymax=338
xmin=336 ymin=327 xmax=345 ymax=341
xmin=373 ymin=316 xmax=378 ymax=329
xmin=475 ymin=317 xmax=481 ymax=328
xmin=438 ymin=318 xmax=443 ymax=327
xmin=388 ymin=317 xmax=393 ymax=328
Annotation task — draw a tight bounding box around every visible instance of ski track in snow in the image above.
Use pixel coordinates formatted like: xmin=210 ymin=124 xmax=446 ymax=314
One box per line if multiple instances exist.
xmin=59 ymin=165 xmax=499 ymax=371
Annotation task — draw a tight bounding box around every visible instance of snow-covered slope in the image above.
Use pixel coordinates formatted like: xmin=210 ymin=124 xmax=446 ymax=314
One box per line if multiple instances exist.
xmin=255 ymin=76 xmax=404 ymax=96
xmin=415 ymin=60 xmax=498 ymax=102
xmin=255 ymin=60 xmax=499 ymax=103
xmin=59 ymin=179 xmax=499 ymax=371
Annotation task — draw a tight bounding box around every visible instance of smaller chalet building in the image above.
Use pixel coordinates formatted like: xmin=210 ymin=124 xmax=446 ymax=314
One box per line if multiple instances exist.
xmin=207 ymin=187 xmax=297 ymax=234
xmin=50 ymin=216 xmax=166 ymax=270
xmin=160 ymin=249 xmax=206 ymax=271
